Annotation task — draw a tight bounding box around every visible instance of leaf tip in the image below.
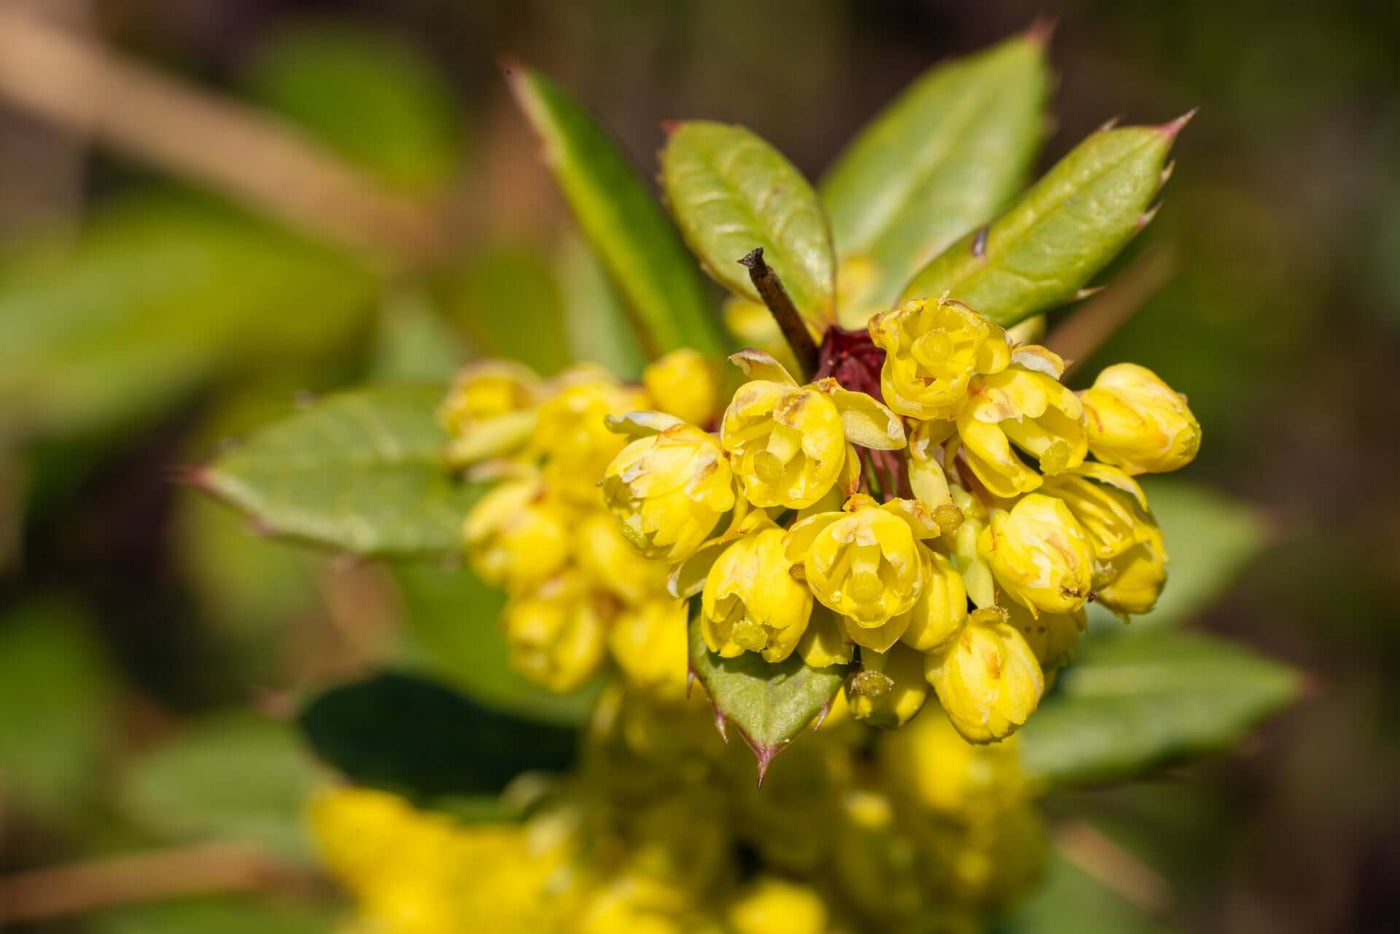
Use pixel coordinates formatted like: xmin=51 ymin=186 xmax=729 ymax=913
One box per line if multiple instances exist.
xmin=1136 ymin=201 xmax=1163 ymax=231
xmin=1074 ymin=285 xmax=1105 ymax=301
xmin=176 ymin=463 xmax=212 ymax=490
xmin=713 ymin=707 xmax=730 ymax=743
xmin=1023 ymin=15 xmax=1058 ymax=49
xmin=1158 ymin=108 xmax=1199 ymax=141
xmin=1096 ymin=114 xmax=1124 ymax=134
xmin=660 ymin=120 xmax=682 ymax=136
xmin=753 ymin=743 xmax=783 ymax=788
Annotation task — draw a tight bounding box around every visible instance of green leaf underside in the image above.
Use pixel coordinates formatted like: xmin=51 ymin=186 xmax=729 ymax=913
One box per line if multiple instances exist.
xmin=821 ymin=34 xmax=1049 ymax=317
xmin=394 ymin=564 xmax=601 ymax=727
xmin=509 ymin=67 xmax=725 ymax=357
xmin=201 ymin=385 xmax=477 ymax=558
xmin=1089 ymin=479 xmax=1267 ymax=632
xmin=686 ymin=599 xmax=847 ymax=770
xmin=1019 ymin=630 xmax=1301 ymax=787
xmin=662 ymin=121 xmax=836 ymax=325
xmin=0 ymin=193 xmax=377 ymax=440
xmin=901 ymin=126 xmax=1175 ymax=326
xmin=298 ymin=671 xmax=577 ymax=800
xmin=119 ymin=712 xmax=320 ymax=860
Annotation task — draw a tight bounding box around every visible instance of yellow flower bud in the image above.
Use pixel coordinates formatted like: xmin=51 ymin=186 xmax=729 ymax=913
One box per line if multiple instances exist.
xmin=796 ymin=605 xmax=855 ymax=667
xmin=701 ymin=524 xmax=812 ymax=662
xmin=462 ymin=478 xmax=571 ymax=591
xmin=721 ymin=379 xmax=847 ymax=509
xmin=926 ymin=607 xmax=1045 ymax=743
xmin=609 ymin=599 xmax=688 ymax=697
xmin=898 ymin=547 xmax=969 ymax=652
xmin=849 ymin=643 xmax=931 ymax=729
xmin=786 ymin=495 xmax=935 ymax=627
xmin=870 ymin=299 xmax=1011 ymax=420
xmin=728 ymin=877 xmax=829 ymax=934
xmin=1003 ymin=598 xmax=1085 ymax=671
xmin=978 ymin=494 xmax=1094 ymax=617
xmin=440 ymin=360 xmax=542 ymax=466
xmin=642 ymin=349 xmax=719 ymax=427
xmin=1096 ymin=525 xmax=1169 ymax=617
xmin=503 ymin=573 xmax=606 ymax=692
xmin=1080 ymin=362 xmax=1201 ymax=474
xmin=575 ymin=513 xmax=669 ymax=605
xmin=602 ymin=420 xmax=735 ymax=562
xmin=1039 ymin=463 xmax=1155 ymax=563
xmin=957 ymin=355 xmax=1088 ymax=498
xmin=533 ymin=367 xmax=649 ymax=505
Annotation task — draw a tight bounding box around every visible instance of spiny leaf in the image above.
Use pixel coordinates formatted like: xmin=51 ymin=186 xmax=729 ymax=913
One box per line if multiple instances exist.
xmin=662 ymin=121 xmax=836 ymax=326
xmin=901 ymin=119 xmax=1187 ymax=326
xmin=508 ymin=66 xmax=725 ymax=357
xmin=821 ymin=32 xmax=1050 ymax=320
xmin=198 ymin=385 xmax=477 ymax=558
xmin=1019 ymin=629 xmax=1301 ymax=787
xmin=686 ymin=599 xmax=847 ymax=780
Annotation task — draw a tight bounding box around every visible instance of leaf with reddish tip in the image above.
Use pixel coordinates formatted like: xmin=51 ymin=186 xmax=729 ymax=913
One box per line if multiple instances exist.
xmin=662 ymin=121 xmax=837 ymax=326
xmin=686 ymin=599 xmax=848 ymax=777
xmin=901 ymin=122 xmax=1186 ymax=326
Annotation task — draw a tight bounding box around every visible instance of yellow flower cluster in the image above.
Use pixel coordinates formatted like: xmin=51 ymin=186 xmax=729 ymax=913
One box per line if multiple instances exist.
xmin=441 ymin=351 xmax=720 ymax=696
xmin=604 ymin=297 xmax=1200 ymax=743
xmin=311 ymin=685 xmax=1046 ymax=934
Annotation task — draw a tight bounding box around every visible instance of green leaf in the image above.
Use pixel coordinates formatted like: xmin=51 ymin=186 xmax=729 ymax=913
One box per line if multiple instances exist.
xmin=199 ymin=385 xmax=477 ymax=558
xmin=662 ymin=121 xmax=836 ymax=326
xmin=901 ymin=121 xmax=1185 ymax=325
xmin=686 ymin=599 xmax=847 ymax=778
xmin=0 ymin=601 xmax=116 ymax=820
xmin=1089 ymin=479 xmax=1268 ymax=632
xmin=0 ymin=193 xmax=377 ymax=440
xmin=243 ymin=24 xmax=461 ymax=192
xmin=1002 ymin=847 xmax=1177 ymax=934
xmin=119 ymin=712 xmax=321 ymax=860
xmin=508 ymin=66 xmax=725 ymax=357
xmin=394 ymin=564 xmax=602 ymax=726
xmin=821 ymin=33 xmax=1049 ymax=317
xmin=298 ymin=672 xmax=577 ymax=800
xmin=1019 ymin=630 xmax=1301 ymax=787
xmin=439 ymin=244 xmax=572 ymax=375
xmin=89 ymin=896 xmax=336 ymax=934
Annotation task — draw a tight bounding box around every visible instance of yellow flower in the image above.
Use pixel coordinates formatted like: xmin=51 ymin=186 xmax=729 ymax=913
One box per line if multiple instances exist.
xmin=575 ymin=513 xmax=669 ymax=605
xmin=609 ymin=599 xmax=688 ymax=697
xmin=503 ymin=572 xmax=607 ymax=692
xmin=728 ymin=877 xmax=830 ymax=934
xmin=926 ymin=607 xmax=1045 ymax=743
xmin=1003 ymin=599 xmax=1085 ymax=672
xmin=642 ymin=349 xmax=719 ymax=427
xmin=978 ymin=493 xmax=1094 ymax=617
xmin=440 ymin=360 xmax=542 ymax=466
xmin=898 ymin=547 xmax=969 ymax=652
xmin=533 ymin=366 xmax=648 ymax=505
xmin=1096 ymin=525 xmax=1169 ymax=617
xmin=720 ymin=375 xmax=848 ymax=509
xmin=786 ymin=494 xmax=939 ymax=628
xmin=849 ymin=643 xmax=931 ymax=729
xmin=796 ymin=605 xmax=855 ymax=667
xmin=870 ymin=298 xmax=1011 ymax=419
xmin=462 ymin=478 xmax=570 ymax=591
xmin=948 ymin=484 xmax=996 ymax=609
xmin=881 ymin=706 xmax=1027 ymax=819
xmin=1080 ymin=362 xmax=1201 ymax=474
xmin=602 ymin=416 xmax=735 ymax=562
xmin=701 ymin=523 xmax=812 ymax=662
xmin=956 ymin=348 xmax=1088 ymax=498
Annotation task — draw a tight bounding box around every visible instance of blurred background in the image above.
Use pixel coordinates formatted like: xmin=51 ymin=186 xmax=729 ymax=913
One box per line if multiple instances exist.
xmin=0 ymin=1 xmax=1396 ymax=932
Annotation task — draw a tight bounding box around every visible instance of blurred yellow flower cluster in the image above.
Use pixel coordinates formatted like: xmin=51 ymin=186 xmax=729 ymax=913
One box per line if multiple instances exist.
xmin=311 ymin=686 xmax=1047 ymax=934
xmin=440 ymin=351 xmax=719 ymax=696
xmin=601 ymin=297 xmax=1199 ymax=743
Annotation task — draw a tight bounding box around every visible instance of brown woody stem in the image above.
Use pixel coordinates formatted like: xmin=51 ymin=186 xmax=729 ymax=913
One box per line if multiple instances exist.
xmin=738 ymin=248 xmax=820 ymax=380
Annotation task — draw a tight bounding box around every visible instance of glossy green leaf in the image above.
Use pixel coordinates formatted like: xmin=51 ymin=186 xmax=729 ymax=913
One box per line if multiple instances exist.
xmin=821 ymin=33 xmax=1049 ymax=317
xmin=1019 ymin=630 xmax=1301 ymax=787
xmin=298 ymin=672 xmax=577 ymax=799
xmin=509 ymin=67 xmax=725 ymax=357
xmin=394 ymin=564 xmax=602 ymax=727
xmin=0 ymin=193 xmax=377 ymax=440
xmin=199 ymin=385 xmax=477 ymax=558
xmin=119 ymin=712 xmax=321 ymax=860
xmin=1089 ymin=479 xmax=1268 ymax=633
xmin=1002 ymin=847 xmax=1177 ymax=934
xmin=89 ymin=896 xmax=336 ymax=934
xmin=243 ymin=24 xmax=461 ymax=192
xmin=901 ymin=122 xmax=1183 ymax=325
xmin=0 ymin=601 xmax=116 ymax=819
xmin=662 ymin=121 xmax=836 ymax=325
xmin=686 ymin=599 xmax=847 ymax=776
